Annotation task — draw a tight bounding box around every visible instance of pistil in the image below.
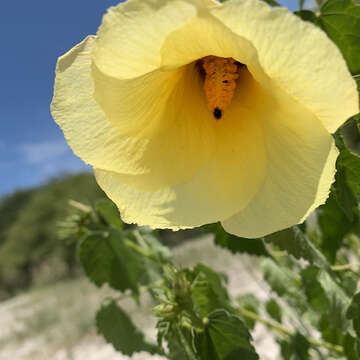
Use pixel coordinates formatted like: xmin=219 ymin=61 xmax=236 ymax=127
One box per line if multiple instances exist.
xmin=201 ymin=56 xmax=242 ymax=120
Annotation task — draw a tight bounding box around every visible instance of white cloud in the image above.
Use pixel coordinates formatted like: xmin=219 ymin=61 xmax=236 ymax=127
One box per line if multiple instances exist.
xmin=20 ymin=139 xmax=69 ymax=164
xmin=303 ymin=0 xmax=316 ymax=9
xmin=39 ymin=155 xmax=89 ymax=177
xmin=18 ymin=139 xmax=90 ymax=179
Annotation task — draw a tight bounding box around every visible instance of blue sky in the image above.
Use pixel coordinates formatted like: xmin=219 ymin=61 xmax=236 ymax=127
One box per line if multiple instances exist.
xmin=0 ymin=0 xmax=301 ymax=196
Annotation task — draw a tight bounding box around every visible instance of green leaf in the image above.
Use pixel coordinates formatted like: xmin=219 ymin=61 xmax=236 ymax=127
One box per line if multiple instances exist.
xmin=279 ymin=332 xmax=310 ymax=360
xmin=156 ymin=320 xmax=192 ymax=360
xmin=301 ymin=266 xmax=330 ymax=313
xmin=193 ymin=265 xmax=229 ymax=301
xmin=261 ymin=0 xmax=280 ymax=5
xmin=194 ymin=330 xmax=218 ymax=360
xmin=96 ymin=299 xmax=159 ymax=356
xmin=192 ymin=268 xmax=231 ymax=318
xmin=356 ymin=76 xmax=360 ymax=90
xmin=318 ymin=192 xmax=352 ymax=262
xmin=319 ymin=0 xmax=360 ymax=79
xmin=237 ymin=294 xmax=260 ymax=329
xmin=191 ymin=264 xmax=231 ymax=318
xmin=266 ymin=227 xmax=331 ymax=271
xmin=341 ymin=271 xmax=359 ymax=297
xmin=295 ymin=10 xmax=322 ymax=26
xmin=337 ymin=135 xmax=360 ymax=201
xmin=355 ymin=112 xmax=360 ymax=130
xmin=195 ymin=310 xmax=259 ymax=360
xmin=342 ymin=115 xmax=360 ymax=154
xmin=78 ymin=230 xmax=144 ymax=295
xmin=347 ymin=292 xmax=360 ymax=337
xmin=318 ymin=270 xmax=351 ymax=330
xmin=260 ymin=259 xmax=307 ymax=310
xmin=332 ymin=133 xmax=360 ymax=222
xmin=124 ymin=228 xmax=172 ymax=290
xmin=156 ymin=319 xmax=170 ymax=349
xmin=78 ymin=232 xmax=121 ymax=289
xmin=265 ymin=299 xmax=282 ymax=323
xmin=319 ymin=314 xmax=344 ymax=344
xmin=314 ymin=267 xmax=352 ymax=344
xmin=261 ymin=258 xmax=300 ymax=297
xmin=177 ymin=325 xmax=200 ymax=360
xmin=344 ymin=333 xmax=360 ymax=360
xmin=95 ymin=199 xmax=123 ymax=228
xmin=204 ymin=223 xmax=270 ymax=257
xmin=334 ymin=165 xmax=358 ymax=221
xmin=137 ymin=227 xmax=172 ymax=264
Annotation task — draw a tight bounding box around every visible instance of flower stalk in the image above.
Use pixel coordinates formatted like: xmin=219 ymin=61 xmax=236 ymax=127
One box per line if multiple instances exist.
xmin=238 ymin=308 xmax=344 ymax=354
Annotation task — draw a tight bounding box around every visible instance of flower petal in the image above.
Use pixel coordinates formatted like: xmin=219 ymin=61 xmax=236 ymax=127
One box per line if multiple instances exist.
xmin=222 ymin=87 xmax=337 ymax=238
xmin=94 ymin=114 xmax=265 ymax=228
xmin=92 ymin=61 xmax=269 ymax=227
xmin=300 ymin=141 xmax=338 ymax=221
xmin=93 ymin=48 xmax=269 ymax=183
xmin=211 ymin=0 xmax=359 ymax=133
xmin=159 ymin=8 xmax=257 ymax=70
xmin=51 ymin=36 xmax=153 ymax=175
xmin=92 ymin=64 xmax=214 ymax=189
xmin=92 ymin=0 xmax=219 ymax=80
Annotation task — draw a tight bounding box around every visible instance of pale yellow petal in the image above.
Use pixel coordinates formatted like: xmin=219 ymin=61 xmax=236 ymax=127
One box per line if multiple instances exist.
xmin=212 ymin=0 xmax=359 ymax=133
xmin=222 ymin=85 xmax=337 ymax=238
xmin=160 ymin=9 xmax=257 ymax=70
xmin=93 ymin=66 xmax=268 ymax=227
xmin=51 ymin=36 xmax=153 ymax=175
xmin=54 ymin=0 xmax=348 ymax=235
xmin=299 ymin=141 xmax=338 ymax=221
xmin=91 ymin=63 xmax=184 ymax=136
xmin=92 ymin=63 xmax=213 ymax=190
xmin=158 ymin=7 xmax=284 ymax=106
xmin=92 ymin=0 xmax=219 ymax=80
xmin=94 ymin=126 xmax=264 ymax=228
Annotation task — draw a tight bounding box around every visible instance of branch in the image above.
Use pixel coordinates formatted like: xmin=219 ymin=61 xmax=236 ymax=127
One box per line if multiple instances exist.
xmin=331 ymin=263 xmax=360 ymax=272
xmin=238 ymin=308 xmax=343 ymax=354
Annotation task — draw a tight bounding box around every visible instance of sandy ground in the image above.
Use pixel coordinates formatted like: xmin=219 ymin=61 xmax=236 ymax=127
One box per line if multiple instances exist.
xmin=0 ymin=235 xmax=279 ymax=360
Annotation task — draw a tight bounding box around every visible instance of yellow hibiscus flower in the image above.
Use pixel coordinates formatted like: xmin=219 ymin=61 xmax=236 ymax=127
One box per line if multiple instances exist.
xmin=51 ymin=0 xmax=358 ymax=238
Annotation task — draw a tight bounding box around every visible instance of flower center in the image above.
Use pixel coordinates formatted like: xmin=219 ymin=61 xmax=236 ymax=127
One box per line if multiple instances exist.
xmin=200 ymin=56 xmax=243 ymax=120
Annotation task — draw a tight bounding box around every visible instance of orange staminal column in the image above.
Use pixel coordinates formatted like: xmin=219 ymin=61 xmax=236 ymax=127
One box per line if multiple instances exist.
xmin=201 ymin=56 xmax=242 ymax=120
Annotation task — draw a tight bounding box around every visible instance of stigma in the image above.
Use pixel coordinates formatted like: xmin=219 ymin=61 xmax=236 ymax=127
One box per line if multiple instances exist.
xmin=201 ymin=56 xmax=242 ymax=120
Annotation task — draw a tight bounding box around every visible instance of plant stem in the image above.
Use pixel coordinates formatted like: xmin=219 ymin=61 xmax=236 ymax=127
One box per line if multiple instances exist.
xmin=68 ymin=199 xmax=92 ymax=213
xmin=331 ymin=263 xmax=359 ymax=271
xmin=114 ymin=280 xmax=163 ymax=303
xmin=176 ymin=325 xmax=199 ymax=360
xmin=124 ymin=238 xmax=158 ymax=262
xmin=238 ymin=308 xmax=343 ymax=354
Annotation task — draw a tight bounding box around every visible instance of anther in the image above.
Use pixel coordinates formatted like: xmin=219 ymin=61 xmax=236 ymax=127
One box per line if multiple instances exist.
xmin=201 ymin=56 xmax=241 ymax=120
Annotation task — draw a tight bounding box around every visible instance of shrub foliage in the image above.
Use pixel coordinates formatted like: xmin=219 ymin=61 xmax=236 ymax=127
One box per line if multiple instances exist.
xmin=57 ymin=0 xmax=360 ymax=357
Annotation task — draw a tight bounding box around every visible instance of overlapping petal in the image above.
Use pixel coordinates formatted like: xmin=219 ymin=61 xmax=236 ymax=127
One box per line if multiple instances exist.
xmin=93 ymin=67 xmax=267 ymax=227
xmin=52 ymin=20 xmax=268 ymax=225
xmin=91 ymin=4 xmax=268 ymax=194
xmin=92 ymin=0 xmax=219 ymax=80
xmin=222 ymin=85 xmax=337 ymax=238
xmin=51 ymin=36 xmax=148 ymax=175
xmin=211 ymin=0 xmax=359 ymax=133
xmin=52 ymin=0 xmax=359 ymax=237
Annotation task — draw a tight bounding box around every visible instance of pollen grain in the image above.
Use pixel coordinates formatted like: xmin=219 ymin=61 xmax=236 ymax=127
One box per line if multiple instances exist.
xmin=201 ymin=56 xmax=241 ymax=120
